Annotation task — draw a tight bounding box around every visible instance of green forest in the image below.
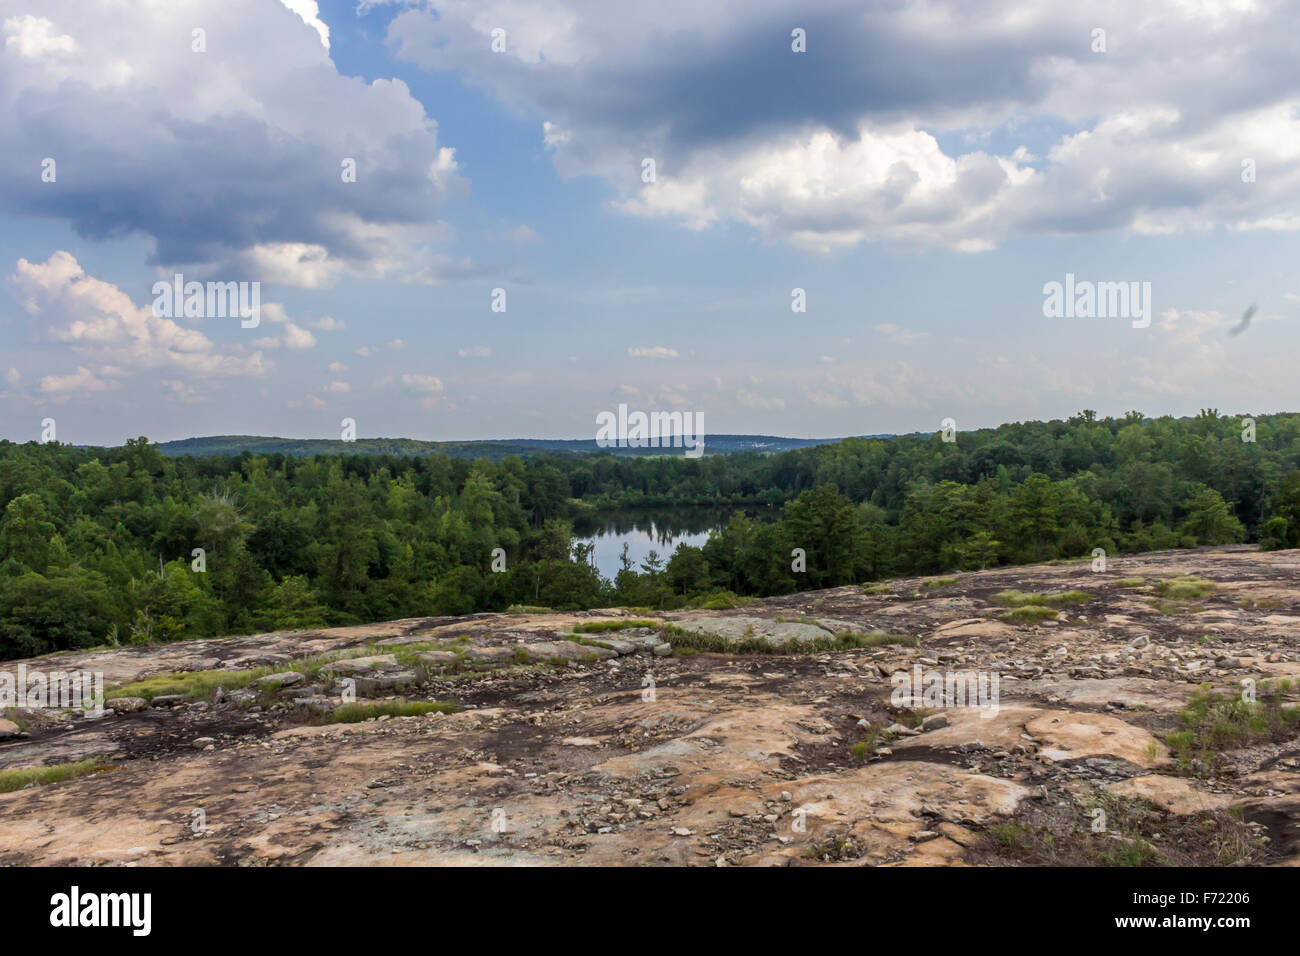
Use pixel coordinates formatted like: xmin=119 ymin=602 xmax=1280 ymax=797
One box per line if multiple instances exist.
xmin=3 ymin=408 xmax=1300 ymax=660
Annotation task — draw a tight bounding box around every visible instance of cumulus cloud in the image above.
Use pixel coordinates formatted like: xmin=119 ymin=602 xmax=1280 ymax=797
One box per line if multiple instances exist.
xmin=38 ymin=365 xmax=115 ymax=396
xmin=0 ymin=0 xmax=464 ymax=286
xmin=389 ymin=0 xmax=1300 ymax=251
xmin=236 ymin=302 xmax=318 ymax=350
xmin=9 ymin=252 xmax=269 ymax=388
xmin=4 ymin=14 xmax=76 ymax=57
xmin=282 ymin=323 xmax=317 ymax=350
xmin=401 ymin=373 xmax=443 ymax=393
xmin=279 ymin=0 xmax=329 ymax=49
xmin=401 ymin=371 xmax=444 ymax=409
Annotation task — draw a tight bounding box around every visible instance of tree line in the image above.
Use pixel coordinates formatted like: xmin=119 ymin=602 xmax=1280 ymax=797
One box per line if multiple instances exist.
xmin=3 ymin=408 xmax=1299 ymax=659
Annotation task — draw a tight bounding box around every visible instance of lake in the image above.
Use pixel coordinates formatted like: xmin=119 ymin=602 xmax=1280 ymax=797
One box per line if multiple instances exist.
xmin=572 ymin=507 xmax=772 ymax=581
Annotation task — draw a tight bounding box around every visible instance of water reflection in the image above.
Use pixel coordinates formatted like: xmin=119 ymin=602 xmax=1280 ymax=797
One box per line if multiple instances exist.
xmin=572 ymin=507 xmax=775 ymax=581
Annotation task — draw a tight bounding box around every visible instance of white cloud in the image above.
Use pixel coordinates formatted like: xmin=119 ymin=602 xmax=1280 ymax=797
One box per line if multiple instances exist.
xmin=402 ymin=373 xmax=443 ymax=393
xmin=4 ymin=15 xmax=76 ymax=57
xmin=10 ymin=251 xmax=269 ymax=379
xmin=391 ymin=0 xmax=1300 ymax=252
xmin=0 ymin=1 xmax=463 ymax=286
xmin=458 ymin=346 xmax=491 ymax=358
xmin=278 ymin=0 xmax=329 ymax=50
xmin=282 ymin=323 xmax=317 ymax=350
xmin=159 ymin=379 xmax=201 ymax=404
xmin=224 ymin=301 xmax=315 ymax=349
xmin=38 ymin=365 xmax=115 ymax=397
xmin=874 ymin=323 xmax=931 ymax=346
xmin=628 ymin=346 xmax=679 ymax=359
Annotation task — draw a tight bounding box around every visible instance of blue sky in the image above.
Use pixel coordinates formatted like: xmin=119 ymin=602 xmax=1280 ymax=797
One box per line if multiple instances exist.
xmin=1 ymin=0 xmax=1298 ymax=446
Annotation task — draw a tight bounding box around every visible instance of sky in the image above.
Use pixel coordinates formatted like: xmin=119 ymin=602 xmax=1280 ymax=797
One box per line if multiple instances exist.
xmin=0 ymin=0 xmax=1298 ymax=446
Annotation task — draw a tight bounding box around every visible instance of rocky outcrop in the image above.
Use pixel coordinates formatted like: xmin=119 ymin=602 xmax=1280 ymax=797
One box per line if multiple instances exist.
xmin=0 ymin=545 xmax=1296 ymax=867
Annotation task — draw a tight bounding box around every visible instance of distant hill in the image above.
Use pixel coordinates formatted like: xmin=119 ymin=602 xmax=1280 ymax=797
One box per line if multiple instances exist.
xmin=152 ymin=434 xmax=890 ymax=460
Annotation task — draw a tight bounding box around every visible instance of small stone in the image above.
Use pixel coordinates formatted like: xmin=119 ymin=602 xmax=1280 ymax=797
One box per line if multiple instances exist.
xmin=255 ymin=671 xmax=305 ymax=688
xmin=107 ymin=697 xmax=147 ymax=714
xmin=192 ymin=737 xmax=215 ymax=749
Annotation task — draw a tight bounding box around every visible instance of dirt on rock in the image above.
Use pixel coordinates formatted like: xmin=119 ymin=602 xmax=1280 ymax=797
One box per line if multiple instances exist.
xmin=1 ymin=545 xmax=1297 ymax=866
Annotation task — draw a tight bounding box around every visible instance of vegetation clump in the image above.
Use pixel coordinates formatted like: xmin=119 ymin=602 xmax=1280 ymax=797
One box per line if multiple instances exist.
xmin=658 ymin=623 xmax=914 ymax=655
xmin=570 ymin=619 xmax=659 ymax=633
xmin=1164 ymin=686 xmax=1300 ymax=775
xmin=0 ymin=760 xmax=115 ymax=794
xmin=1154 ymin=577 xmax=1217 ymax=600
xmin=324 ymin=699 xmax=454 ymax=724
xmin=975 ymin=792 xmax=1267 ymax=866
xmin=994 ymin=590 xmax=1092 ymax=608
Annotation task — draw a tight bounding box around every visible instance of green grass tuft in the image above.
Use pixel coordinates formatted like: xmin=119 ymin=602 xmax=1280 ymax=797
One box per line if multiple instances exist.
xmin=571 ymin=619 xmax=660 ymax=633
xmin=0 ymin=760 xmax=115 ymax=794
xmin=994 ymin=589 xmax=1092 ymax=608
xmin=324 ymin=699 xmax=455 ymax=724
xmin=1000 ymin=605 xmax=1062 ymax=623
xmin=1154 ymin=577 xmax=1217 ymax=600
xmin=1164 ymin=687 xmax=1300 ymax=774
xmin=658 ymin=623 xmax=915 ymax=655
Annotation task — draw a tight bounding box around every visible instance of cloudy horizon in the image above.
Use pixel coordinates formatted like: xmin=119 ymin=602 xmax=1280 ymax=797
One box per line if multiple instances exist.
xmin=1 ymin=0 xmax=1298 ymax=446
